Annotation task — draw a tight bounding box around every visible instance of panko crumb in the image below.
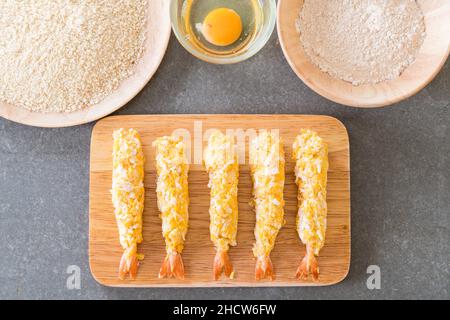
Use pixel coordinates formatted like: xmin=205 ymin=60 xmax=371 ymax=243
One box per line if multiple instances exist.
xmin=0 ymin=1 xmax=147 ymax=113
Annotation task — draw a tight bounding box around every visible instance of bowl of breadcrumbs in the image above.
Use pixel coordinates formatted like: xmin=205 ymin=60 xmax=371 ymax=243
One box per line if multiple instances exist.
xmin=0 ymin=0 xmax=171 ymax=127
xmin=277 ymin=0 xmax=450 ymax=108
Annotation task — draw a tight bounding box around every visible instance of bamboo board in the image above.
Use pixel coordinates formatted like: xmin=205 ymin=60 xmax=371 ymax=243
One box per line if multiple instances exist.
xmin=89 ymin=115 xmax=350 ymax=287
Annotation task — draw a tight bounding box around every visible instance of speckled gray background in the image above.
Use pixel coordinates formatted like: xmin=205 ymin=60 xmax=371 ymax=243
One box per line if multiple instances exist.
xmin=0 ymin=33 xmax=449 ymax=300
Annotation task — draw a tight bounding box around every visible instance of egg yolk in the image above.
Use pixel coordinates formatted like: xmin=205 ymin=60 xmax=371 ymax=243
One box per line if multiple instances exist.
xmin=202 ymin=8 xmax=243 ymax=47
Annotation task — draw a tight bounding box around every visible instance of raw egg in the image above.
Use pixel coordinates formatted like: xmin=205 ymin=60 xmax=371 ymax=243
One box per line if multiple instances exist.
xmin=202 ymin=8 xmax=243 ymax=47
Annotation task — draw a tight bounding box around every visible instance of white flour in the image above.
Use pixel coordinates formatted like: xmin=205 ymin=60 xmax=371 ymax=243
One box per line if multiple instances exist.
xmin=296 ymin=0 xmax=426 ymax=85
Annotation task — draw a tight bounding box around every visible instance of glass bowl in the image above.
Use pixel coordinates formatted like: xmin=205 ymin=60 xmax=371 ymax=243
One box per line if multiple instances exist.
xmin=170 ymin=0 xmax=276 ymax=64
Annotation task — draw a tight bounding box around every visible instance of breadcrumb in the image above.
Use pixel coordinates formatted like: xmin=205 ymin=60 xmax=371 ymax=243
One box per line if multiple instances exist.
xmin=0 ymin=0 xmax=147 ymax=113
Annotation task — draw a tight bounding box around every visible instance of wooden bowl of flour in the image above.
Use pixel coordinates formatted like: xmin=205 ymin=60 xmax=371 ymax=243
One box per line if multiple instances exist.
xmin=0 ymin=0 xmax=171 ymax=127
xmin=277 ymin=0 xmax=450 ymax=108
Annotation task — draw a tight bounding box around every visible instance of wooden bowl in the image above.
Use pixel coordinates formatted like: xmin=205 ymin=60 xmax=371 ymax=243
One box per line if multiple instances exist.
xmin=277 ymin=0 xmax=450 ymax=108
xmin=0 ymin=0 xmax=171 ymax=127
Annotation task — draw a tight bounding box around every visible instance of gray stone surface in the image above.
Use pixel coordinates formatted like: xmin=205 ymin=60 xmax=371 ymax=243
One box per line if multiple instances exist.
xmin=0 ymin=33 xmax=449 ymax=300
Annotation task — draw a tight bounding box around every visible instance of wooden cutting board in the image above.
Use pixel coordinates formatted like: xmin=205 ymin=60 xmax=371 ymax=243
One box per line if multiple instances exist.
xmin=89 ymin=115 xmax=350 ymax=287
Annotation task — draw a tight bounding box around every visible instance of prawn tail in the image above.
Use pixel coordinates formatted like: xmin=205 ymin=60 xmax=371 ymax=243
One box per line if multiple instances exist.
xmin=118 ymin=249 xmax=139 ymax=280
xmin=310 ymin=254 xmax=319 ymax=281
xmin=255 ymin=256 xmax=274 ymax=281
xmin=159 ymin=252 xmax=185 ymax=279
xmin=296 ymin=247 xmax=319 ymax=281
xmin=213 ymin=250 xmax=233 ymax=280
